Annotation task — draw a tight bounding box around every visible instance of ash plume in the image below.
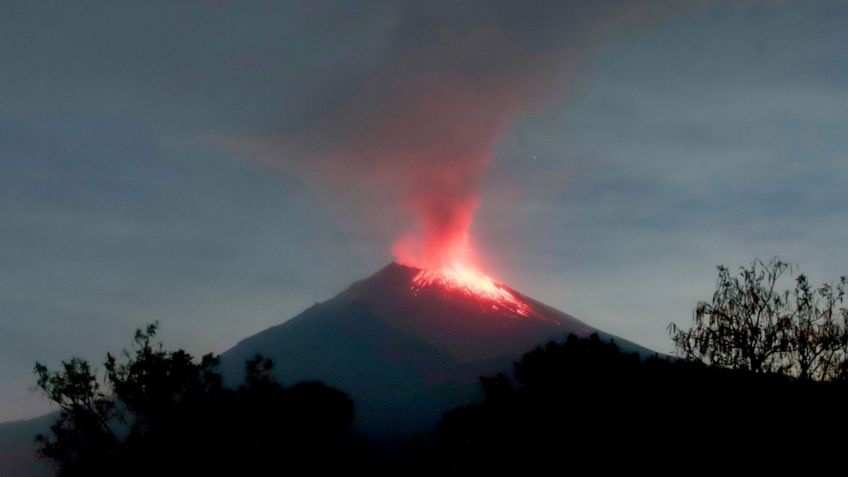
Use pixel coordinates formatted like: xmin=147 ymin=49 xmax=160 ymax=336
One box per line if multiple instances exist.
xmin=235 ymin=0 xmax=760 ymax=270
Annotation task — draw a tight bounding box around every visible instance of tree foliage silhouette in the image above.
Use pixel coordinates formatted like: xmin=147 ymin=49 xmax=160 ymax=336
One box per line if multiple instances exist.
xmin=34 ymin=323 xmax=360 ymax=477
xmin=669 ymin=257 xmax=848 ymax=380
xmin=434 ymin=333 xmax=848 ymax=475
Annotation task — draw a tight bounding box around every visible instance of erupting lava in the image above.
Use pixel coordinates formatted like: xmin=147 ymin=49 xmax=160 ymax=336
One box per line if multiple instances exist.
xmin=394 ymin=192 xmax=531 ymax=317
xmin=410 ymin=264 xmax=532 ymax=317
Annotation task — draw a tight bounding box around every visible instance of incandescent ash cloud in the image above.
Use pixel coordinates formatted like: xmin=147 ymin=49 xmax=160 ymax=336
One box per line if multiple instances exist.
xmin=242 ymin=0 xmax=755 ymax=272
xmin=259 ymin=28 xmax=559 ymax=271
xmin=332 ymin=30 xmax=555 ymax=270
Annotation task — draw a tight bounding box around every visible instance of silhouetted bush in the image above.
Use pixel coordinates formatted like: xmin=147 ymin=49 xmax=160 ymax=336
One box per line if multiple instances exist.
xmin=34 ymin=323 xmax=366 ymax=477
xmin=433 ymin=333 xmax=848 ymax=475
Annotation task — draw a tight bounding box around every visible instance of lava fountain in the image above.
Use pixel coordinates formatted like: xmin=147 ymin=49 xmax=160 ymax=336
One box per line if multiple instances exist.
xmin=393 ymin=196 xmax=531 ymax=317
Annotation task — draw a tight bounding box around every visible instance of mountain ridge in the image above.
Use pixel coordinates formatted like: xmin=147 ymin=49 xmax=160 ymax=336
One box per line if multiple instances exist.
xmin=220 ymin=262 xmax=655 ymax=436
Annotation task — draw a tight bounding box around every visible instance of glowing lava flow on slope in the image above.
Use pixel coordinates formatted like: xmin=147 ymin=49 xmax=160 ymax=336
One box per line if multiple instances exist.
xmin=393 ymin=186 xmax=531 ymax=316
xmin=410 ymin=264 xmax=532 ymax=317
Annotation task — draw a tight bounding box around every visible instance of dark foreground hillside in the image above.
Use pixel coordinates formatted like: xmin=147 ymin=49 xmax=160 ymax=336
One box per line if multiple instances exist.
xmin=427 ymin=334 xmax=848 ymax=475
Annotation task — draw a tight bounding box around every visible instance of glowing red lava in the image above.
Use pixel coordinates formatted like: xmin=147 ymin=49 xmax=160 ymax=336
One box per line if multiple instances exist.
xmin=394 ymin=195 xmax=531 ymax=316
xmin=410 ymin=263 xmax=532 ymax=317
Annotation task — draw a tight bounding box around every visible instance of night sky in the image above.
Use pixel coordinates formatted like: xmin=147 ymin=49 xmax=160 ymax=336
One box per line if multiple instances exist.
xmin=2 ymin=0 xmax=847 ymax=422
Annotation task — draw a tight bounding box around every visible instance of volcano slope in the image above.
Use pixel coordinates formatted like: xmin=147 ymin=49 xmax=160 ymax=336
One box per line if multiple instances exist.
xmin=221 ymin=263 xmax=653 ymax=438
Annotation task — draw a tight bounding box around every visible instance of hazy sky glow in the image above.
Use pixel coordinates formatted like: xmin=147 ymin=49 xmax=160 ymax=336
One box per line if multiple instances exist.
xmin=2 ymin=0 xmax=847 ymax=422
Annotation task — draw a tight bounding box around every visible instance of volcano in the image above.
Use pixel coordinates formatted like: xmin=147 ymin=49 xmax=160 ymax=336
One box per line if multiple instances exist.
xmin=0 ymin=263 xmax=655 ymax=476
xmin=221 ymin=262 xmax=653 ymax=437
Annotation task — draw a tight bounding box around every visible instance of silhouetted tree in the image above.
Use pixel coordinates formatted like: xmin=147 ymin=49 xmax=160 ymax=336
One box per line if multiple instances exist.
xmin=785 ymin=273 xmax=848 ymax=380
xmin=669 ymin=258 xmax=848 ymax=380
xmin=34 ymin=323 xmax=361 ymax=477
